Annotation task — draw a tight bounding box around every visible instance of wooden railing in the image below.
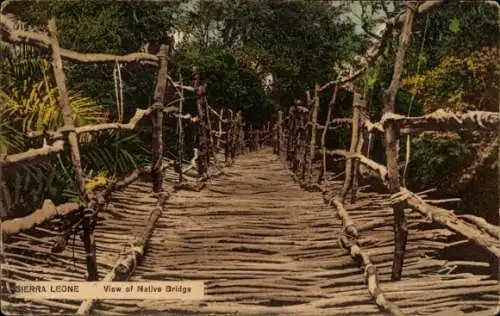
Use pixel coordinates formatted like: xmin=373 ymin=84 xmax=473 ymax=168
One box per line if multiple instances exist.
xmin=274 ymin=86 xmax=499 ymax=316
xmin=0 ymin=16 xmax=246 ymax=290
xmin=271 ymin=3 xmax=500 ymax=315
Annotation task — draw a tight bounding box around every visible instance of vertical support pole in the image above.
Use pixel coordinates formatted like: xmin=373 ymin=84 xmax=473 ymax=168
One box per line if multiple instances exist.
xmin=277 ymin=110 xmax=283 ymax=155
xmin=217 ymin=108 xmax=224 ymax=151
xmin=299 ymin=110 xmax=307 ymax=180
xmin=318 ymin=84 xmax=338 ymax=184
xmin=48 ymin=18 xmax=97 ymax=281
xmin=231 ymin=112 xmax=237 ymax=160
xmin=287 ymin=108 xmax=296 ymax=166
xmin=204 ymin=99 xmax=215 ymax=161
xmin=249 ymin=125 xmax=253 ymax=152
xmin=350 ymin=94 xmax=367 ymax=203
xmin=225 ymin=110 xmax=233 ymax=163
xmin=192 ymin=66 xmax=208 ymax=178
xmin=177 ymin=75 xmax=184 ymax=184
xmin=238 ymin=114 xmax=245 ymax=155
xmin=383 ymin=2 xmax=416 ymax=281
xmin=255 ymin=129 xmax=260 ymax=150
xmin=48 ymin=19 xmax=87 ymax=201
xmin=306 ymin=84 xmax=320 ymax=183
xmin=341 ymin=91 xmax=362 ymax=203
xmin=151 ymin=44 xmax=169 ymax=193
xmin=293 ymin=109 xmax=301 ymax=174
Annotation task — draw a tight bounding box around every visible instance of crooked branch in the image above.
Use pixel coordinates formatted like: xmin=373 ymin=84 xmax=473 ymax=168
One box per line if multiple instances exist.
xmin=319 ymin=0 xmax=446 ymax=92
xmin=0 ymin=15 xmax=158 ymax=64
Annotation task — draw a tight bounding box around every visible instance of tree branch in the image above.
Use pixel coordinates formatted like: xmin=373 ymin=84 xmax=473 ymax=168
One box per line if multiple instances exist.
xmin=2 ymin=140 xmax=65 ymax=165
xmin=0 ymin=15 xmax=158 ymax=64
xmin=319 ymin=0 xmax=446 ymax=92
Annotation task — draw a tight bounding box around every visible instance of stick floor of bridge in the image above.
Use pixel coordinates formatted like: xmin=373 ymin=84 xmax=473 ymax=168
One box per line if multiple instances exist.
xmin=99 ymin=148 xmax=384 ymax=314
xmin=95 ymin=149 xmax=498 ymax=315
xmin=2 ymin=150 xmax=496 ymax=315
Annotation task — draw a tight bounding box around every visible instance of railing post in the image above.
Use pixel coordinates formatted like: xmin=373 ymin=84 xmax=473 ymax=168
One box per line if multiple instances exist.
xmin=238 ymin=114 xmax=245 ymax=154
xmin=287 ymin=107 xmax=296 ymax=166
xmin=318 ymin=84 xmax=338 ymax=185
xmin=350 ymin=93 xmax=367 ymax=203
xmin=383 ymin=3 xmax=416 ymax=281
xmin=48 ymin=18 xmax=97 ymax=281
xmin=231 ymin=112 xmax=239 ymax=160
xmin=306 ymin=83 xmax=320 ymax=184
xmin=151 ymin=44 xmax=169 ymax=193
xmin=192 ymin=66 xmax=209 ymax=178
xmin=217 ymin=108 xmax=224 ymax=151
xmin=256 ymin=129 xmax=260 ymax=150
xmin=225 ymin=110 xmax=233 ymax=163
xmin=249 ymin=125 xmax=254 ymax=151
xmin=204 ymin=98 xmax=215 ymax=161
xmin=341 ymin=91 xmax=363 ymax=203
xmin=177 ymin=75 xmax=184 ymax=184
xmin=276 ymin=110 xmax=283 ymax=155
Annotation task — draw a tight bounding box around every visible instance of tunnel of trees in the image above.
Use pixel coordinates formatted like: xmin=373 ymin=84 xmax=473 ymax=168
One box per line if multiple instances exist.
xmin=0 ymin=0 xmax=498 ymax=225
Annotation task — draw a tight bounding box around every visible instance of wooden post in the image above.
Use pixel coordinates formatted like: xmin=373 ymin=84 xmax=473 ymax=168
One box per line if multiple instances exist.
xmin=193 ymin=67 xmax=208 ymax=178
xmin=273 ymin=119 xmax=278 ymax=154
xmin=204 ymin=98 xmax=215 ymax=160
xmin=238 ymin=114 xmax=245 ymax=154
xmin=217 ymin=108 xmax=224 ymax=150
xmin=383 ymin=3 xmax=416 ymax=281
xmin=350 ymin=94 xmax=367 ymax=203
xmin=255 ymin=129 xmax=260 ymax=150
xmin=231 ymin=112 xmax=238 ymax=160
xmin=298 ymin=110 xmax=308 ymax=180
xmin=249 ymin=125 xmax=254 ymax=151
xmin=341 ymin=92 xmax=363 ymax=203
xmin=276 ymin=110 xmax=283 ymax=155
xmin=151 ymin=44 xmax=169 ymax=193
xmin=293 ymin=111 xmax=300 ymax=173
xmin=306 ymin=84 xmax=320 ymax=183
xmin=177 ymin=75 xmax=184 ymax=184
xmin=290 ymin=109 xmax=298 ymax=171
xmin=225 ymin=110 xmax=233 ymax=163
xmin=48 ymin=18 xmax=97 ymax=281
xmin=318 ymin=84 xmax=338 ymax=184
xmin=287 ymin=108 xmax=296 ymax=166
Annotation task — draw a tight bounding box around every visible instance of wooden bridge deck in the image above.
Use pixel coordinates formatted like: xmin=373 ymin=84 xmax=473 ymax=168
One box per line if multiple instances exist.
xmin=2 ymin=149 xmax=498 ymax=315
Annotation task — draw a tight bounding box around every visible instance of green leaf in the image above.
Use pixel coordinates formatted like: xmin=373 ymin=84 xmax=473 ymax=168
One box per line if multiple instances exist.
xmin=449 ymin=17 xmax=460 ymax=34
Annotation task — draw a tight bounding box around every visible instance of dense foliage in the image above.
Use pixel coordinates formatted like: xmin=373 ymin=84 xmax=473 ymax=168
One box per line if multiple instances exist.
xmin=1 ymin=0 xmax=498 ymax=223
xmin=355 ymin=1 xmax=499 ymax=222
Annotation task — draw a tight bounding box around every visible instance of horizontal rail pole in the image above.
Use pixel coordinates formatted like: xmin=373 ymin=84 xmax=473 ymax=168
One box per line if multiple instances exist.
xmin=0 ymin=17 xmax=158 ymax=64
xmin=363 ymin=110 xmax=499 ymax=135
xmin=317 ymin=146 xmax=500 ymax=256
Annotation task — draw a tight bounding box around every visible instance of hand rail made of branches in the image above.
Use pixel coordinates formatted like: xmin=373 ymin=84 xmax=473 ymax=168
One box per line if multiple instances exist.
xmin=0 ymin=16 xmax=249 ymax=297
xmin=271 ymin=2 xmax=500 ymax=314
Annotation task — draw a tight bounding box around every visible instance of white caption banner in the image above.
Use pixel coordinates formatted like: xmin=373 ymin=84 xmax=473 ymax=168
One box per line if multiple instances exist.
xmin=5 ymin=281 xmax=204 ymax=300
